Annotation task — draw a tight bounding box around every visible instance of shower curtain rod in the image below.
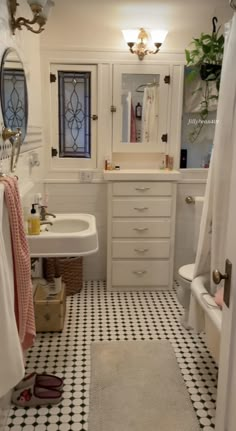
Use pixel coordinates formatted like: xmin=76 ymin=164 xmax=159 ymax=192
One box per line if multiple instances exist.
xmin=136 ymin=82 xmax=159 ymax=93
xmin=230 ymin=0 xmax=236 ymax=10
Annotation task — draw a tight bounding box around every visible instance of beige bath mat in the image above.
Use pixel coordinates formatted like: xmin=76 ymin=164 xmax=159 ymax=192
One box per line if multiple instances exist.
xmin=88 ymin=340 xmax=200 ymax=431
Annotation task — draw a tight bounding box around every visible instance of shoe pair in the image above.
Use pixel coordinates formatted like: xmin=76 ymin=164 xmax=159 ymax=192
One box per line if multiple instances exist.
xmin=12 ymin=372 xmax=63 ymax=407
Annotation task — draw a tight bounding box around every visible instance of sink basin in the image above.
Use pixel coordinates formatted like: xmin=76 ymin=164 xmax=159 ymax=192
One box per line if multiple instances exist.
xmin=49 ymin=218 xmax=89 ymax=234
xmin=27 ymin=213 xmax=99 ymax=257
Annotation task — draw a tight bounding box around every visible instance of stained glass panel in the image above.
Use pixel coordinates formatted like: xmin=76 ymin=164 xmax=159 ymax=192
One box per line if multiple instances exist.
xmin=2 ymin=68 xmax=27 ymax=138
xmin=58 ymin=71 xmax=91 ymax=158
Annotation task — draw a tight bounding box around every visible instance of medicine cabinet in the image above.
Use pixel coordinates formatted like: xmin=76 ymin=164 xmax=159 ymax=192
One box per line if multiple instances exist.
xmin=112 ymin=64 xmax=170 ymax=153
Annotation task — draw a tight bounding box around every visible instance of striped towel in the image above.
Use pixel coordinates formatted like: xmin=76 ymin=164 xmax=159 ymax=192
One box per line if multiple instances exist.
xmin=1 ymin=176 xmax=35 ymax=350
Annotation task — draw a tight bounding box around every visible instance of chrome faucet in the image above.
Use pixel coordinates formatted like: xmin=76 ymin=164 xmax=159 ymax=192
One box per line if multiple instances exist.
xmin=40 ymin=221 xmax=53 ymax=226
xmin=39 ymin=205 xmax=56 ymax=221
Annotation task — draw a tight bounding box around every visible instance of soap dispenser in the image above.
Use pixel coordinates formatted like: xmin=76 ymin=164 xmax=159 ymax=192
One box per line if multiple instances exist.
xmin=28 ymin=204 xmax=40 ymax=235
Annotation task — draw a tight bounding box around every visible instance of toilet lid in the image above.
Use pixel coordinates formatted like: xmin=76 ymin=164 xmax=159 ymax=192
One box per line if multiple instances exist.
xmin=178 ymin=264 xmax=195 ymax=281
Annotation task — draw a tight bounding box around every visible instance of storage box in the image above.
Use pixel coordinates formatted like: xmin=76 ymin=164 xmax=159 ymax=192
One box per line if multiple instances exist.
xmin=43 ymin=257 xmax=83 ymax=296
xmin=34 ymin=283 xmax=66 ymax=332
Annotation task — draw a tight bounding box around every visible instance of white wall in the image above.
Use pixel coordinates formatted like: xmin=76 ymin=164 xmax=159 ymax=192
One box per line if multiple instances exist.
xmin=0 ymin=0 xmax=44 ymax=425
xmin=41 ymin=0 xmax=232 ymax=52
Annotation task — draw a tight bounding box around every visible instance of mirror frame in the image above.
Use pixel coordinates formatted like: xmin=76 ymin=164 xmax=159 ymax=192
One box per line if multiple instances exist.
xmin=0 ymin=47 xmax=28 ymax=142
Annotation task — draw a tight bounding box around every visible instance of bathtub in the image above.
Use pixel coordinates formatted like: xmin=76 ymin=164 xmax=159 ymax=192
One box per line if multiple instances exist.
xmin=190 ymin=274 xmax=222 ymax=364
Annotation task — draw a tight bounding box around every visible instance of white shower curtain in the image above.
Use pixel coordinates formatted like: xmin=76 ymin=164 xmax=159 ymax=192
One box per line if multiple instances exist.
xmin=189 ymin=14 xmax=236 ymax=330
xmin=142 ymin=86 xmax=159 ymax=144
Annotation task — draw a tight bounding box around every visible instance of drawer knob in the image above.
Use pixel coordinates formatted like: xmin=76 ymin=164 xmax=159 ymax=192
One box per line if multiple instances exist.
xmin=133 ymin=227 xmax=148 ymax=232
xmin=133 ymin=270 xmax=147 ymax=276
xmin=135 ymin=187 xmax=150 ymax=191
xmin=134 ymin=248 xmax=149 ymax=253
xmin=134 ymin=207 xmax=148 ymax=211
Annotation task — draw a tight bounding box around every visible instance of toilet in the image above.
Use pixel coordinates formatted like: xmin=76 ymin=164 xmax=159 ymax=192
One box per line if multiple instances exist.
xmin=176 ymin=196 xmax=204 ymax=328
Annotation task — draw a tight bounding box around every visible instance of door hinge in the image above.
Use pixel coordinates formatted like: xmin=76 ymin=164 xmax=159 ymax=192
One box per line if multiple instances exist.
xmin=164 ymin=75 xmax=170 ymax=84
xmin=50 ymin=73 xmax=56 ymax=83
xmin=51 ymin=147 xmax=58 ymax=157
xmin=91 ymin=114 xmax=98 ymax=120
xmin=161 ymin=133 xmax=168 ymax=142
xmin=110 ymin=105 xmax=117 ymax=113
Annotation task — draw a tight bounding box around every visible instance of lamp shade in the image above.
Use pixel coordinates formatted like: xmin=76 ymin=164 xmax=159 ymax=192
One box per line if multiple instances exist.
xmin=150 ymin=29 xmax=168 ymax=43
xmin=27 ymin=0 xmax=47 ymax=7
xmin=39 ymin=0 xmax=55 ymax=19
xmin=122 ymin=29 xmax=140 ymax=43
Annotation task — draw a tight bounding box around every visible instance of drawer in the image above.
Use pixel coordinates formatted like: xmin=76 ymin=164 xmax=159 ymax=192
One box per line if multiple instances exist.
xmin=112 ymin=198 xmax=171 ymax=217
xmin=112 ymin=260 xmax=169 ymax=286
xmin=112 ymin=240 xmax=170 ymax=259
xmin=112 ymin=220 xmax=171 ymax=238
xmin=113 ymin=182 xmax=172 ymax=197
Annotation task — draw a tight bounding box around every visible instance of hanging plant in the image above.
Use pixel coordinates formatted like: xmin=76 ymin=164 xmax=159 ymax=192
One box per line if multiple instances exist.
xmin=185 ymin=17 xmax=224 ymax=142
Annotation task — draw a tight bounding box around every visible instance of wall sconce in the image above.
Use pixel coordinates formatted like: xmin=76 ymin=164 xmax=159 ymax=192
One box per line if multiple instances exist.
xmin=7 ymin=0 xmax=54 ymax=34
xmin=122 ymin=28 xmax=168 ymax=60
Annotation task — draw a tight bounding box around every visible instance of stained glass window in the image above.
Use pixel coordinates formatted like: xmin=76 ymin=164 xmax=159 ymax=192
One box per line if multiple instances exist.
xmin=2 ymin=68 xmax=27 ymax=138
xmin=58 ymin=71 xmax=91 ymax=158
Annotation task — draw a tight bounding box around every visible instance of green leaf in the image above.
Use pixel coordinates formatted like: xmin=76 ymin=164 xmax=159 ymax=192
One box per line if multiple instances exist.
xmin=186 ymin=68 xmax=199 ymax=81
xmin=208 ymin=95 xmax=218 ymax=100
xmin=192 ymin=87 xmax=203 ymax=94
xmin=185 ymin=49 xmax=191 ymax=63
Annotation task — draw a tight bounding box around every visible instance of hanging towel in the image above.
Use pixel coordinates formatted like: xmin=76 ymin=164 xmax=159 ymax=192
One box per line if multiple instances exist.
xmin=130 ymin=101 xmax=136 ymax=143
xmin=1 ymin=176 xmax=35 ymax=350
xmin=142 ymin=86 xmax=159 ymax=144
xmin=189 ymin=16 xmax=236 ymax=330
xmin=0 ymin=185 xmax=25 ymax=397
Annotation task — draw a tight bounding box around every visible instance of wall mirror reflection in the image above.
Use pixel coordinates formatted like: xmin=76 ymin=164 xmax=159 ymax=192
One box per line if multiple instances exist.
xmin=0 ymin=48 xmax=28 ymax=142
xmin=113 ymin=64 xmax=169 ymax=153
xmin=121 ymin=73 xmax=160 ymax=144
xmin=181 ymin=66 xmax=217 ymax=169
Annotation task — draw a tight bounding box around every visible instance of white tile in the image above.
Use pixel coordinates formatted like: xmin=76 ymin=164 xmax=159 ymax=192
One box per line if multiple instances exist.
xmin=5 ymin=281 xmax=217 ymax=431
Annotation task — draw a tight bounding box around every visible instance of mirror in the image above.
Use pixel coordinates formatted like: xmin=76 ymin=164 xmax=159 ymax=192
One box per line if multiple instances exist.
xmin=181 ymin=66 xmax=216 ymax=168
xmin=121 ymin=73 xmax=160 ymax=144
xmin=113 ymin=64 xmax=169 ymax=153
xmin=0 ymin=48 xmax=28 ymax=142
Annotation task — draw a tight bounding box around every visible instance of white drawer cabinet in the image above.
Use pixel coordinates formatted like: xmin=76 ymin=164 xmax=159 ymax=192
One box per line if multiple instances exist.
xmin=106 ymin=180 xmax=177 ymax=291
xmin=112 ymin=240 xmax=170 ymax=259
xmin=112 ymin=220 xmax=171 ymax=238
xmin=112 ymin=198 xmax=172 ymax=217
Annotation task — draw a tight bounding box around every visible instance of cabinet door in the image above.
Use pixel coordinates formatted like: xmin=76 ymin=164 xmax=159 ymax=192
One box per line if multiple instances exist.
xmin=113 ymin=64 xmax=170 ymax=153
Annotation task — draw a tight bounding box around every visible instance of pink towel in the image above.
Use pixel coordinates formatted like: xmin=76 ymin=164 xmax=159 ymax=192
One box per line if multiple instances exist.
xmin=130 ymin=102 xmax=136 ymax=143
xmin=1 ymin=176 xmax=35 ymax=350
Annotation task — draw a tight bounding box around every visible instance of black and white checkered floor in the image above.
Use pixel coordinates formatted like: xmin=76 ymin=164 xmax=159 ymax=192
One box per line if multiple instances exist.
xmin=6 ymin=281 xmax=218 ymax=431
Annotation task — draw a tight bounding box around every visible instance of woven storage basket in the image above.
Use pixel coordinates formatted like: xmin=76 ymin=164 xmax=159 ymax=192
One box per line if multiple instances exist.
xmin=43 ymin=257 xmax=83 ymax=296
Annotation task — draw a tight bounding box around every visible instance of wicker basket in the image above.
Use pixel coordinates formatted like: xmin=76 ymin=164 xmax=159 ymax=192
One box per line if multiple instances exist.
xmin=43 ymin=257 xmax=83 ymax=296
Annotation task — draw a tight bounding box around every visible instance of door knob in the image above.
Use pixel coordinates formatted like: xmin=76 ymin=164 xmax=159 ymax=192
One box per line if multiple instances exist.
xmin=212 ymin=260 xmax=232 ymax=308
xmin=212 ymin=269 xmax=228 ymax=285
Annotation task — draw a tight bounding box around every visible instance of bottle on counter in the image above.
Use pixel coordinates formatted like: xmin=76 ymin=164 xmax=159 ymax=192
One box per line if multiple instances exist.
xmin=104 ymin=155 xmax=112 ymax=170
xmin=135 ymin=102 xmax=142 ymax=119
xmin=28 ymin=204 xmax=40 ymax=235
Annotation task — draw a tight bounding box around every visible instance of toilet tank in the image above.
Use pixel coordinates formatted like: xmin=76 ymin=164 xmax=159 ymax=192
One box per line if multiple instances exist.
xmin=193 ymin=197 xmax=204 ymax=254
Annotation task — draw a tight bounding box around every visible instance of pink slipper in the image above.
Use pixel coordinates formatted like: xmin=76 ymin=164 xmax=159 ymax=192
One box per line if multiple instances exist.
xmin=15 ymin=372 xmax=63 ymax=391
xmin=12 ymin=384 xmax=62 ymax=407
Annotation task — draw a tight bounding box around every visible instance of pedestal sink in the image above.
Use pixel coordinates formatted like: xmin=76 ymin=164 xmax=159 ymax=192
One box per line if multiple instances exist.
xmin=27 ymin=213 xmax=98 ymax=257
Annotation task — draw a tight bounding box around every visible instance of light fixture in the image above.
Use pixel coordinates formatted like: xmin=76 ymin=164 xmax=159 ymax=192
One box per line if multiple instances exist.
xmin=7 ymin=0 xmax=54 ymax=34
xmin=122 ymin=28 xmax=168 ymax=60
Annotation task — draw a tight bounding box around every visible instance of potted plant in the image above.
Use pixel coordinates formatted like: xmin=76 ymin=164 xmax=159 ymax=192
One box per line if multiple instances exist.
xmin=185 ymin=17 xmax=224 ymax=142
